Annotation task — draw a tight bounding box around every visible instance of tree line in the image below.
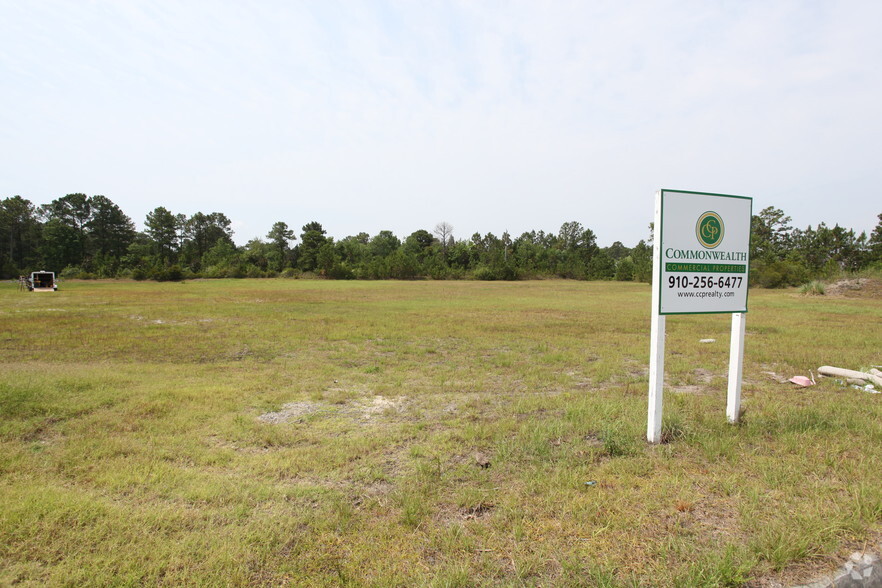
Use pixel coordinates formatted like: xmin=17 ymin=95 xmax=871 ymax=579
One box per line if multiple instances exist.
xmin=2 ymin=193 xmax=881 ymax=285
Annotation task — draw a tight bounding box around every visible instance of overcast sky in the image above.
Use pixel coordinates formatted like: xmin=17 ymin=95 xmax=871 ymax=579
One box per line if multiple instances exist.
xmin=2 ymin=1 xmax=880 ymax=247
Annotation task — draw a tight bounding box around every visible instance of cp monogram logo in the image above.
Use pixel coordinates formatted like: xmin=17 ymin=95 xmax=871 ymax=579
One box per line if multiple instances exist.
xmin=696 ymin=212 xmax=724 ymax=249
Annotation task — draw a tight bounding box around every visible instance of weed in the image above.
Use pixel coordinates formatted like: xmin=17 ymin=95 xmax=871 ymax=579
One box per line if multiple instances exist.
xmin=600 ymin=423 xmax=638 ymax=458
xmin=396 ymin=488 xmax=431 ymax=529
xmin=661 ymin=413 xmax=691 ymax=444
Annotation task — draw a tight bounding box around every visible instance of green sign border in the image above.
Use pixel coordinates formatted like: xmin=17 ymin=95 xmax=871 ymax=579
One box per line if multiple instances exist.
xmin=658 ymin=189 xmax=753 ymax=316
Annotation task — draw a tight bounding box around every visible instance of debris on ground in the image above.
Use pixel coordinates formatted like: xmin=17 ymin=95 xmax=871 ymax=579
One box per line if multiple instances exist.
xmin=818 ymin=365 xmax=882 ymax=388
xmin=699 ymin=339 xmax=716 ymax=343
xmin=789 ymin=375 xmax=815 ymax=387
xmin=474 ymin=452 xmax=491 ymax=469
xmin=792 ymin=549 xmax=882 ymax=588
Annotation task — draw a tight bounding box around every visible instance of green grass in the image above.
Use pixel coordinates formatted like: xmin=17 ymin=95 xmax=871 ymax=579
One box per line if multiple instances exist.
xmin=2 ymin=279 xmax=882 ymax=586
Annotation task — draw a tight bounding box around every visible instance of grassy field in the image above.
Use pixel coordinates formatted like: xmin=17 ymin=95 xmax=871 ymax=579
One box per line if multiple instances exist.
xmin=2 ymin=278 xmax=882 ymax=587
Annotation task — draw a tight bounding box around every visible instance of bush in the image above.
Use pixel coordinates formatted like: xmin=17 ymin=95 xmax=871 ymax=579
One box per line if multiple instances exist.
xmin=200 ymin=265 xmax=225 ymax=279
xmin=327 ymin=263 xmax=355 ymax=280
xmin=750 ymin=260 xmax=808 ymax=288
xmin=60 ymin=266 xmax=96 ymax=280
xmin=280 ymin=267 xmax=301 ymax=279
xmin=472 ymin=263 xmax=521 ymax=281
xmin=388 ymin=252 xmax=420 ymax=279
xmin=587 ymin=254 xmax=616 ymax=280
xmin=153 ymin=265 xmax=184 ymax=282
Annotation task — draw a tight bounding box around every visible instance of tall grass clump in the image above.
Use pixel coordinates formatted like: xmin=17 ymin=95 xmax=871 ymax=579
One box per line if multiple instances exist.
xmin=799 ymin=280 xmax=826 ymax=295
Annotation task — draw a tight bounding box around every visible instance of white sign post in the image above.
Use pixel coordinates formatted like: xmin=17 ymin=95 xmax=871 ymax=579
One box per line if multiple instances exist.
xmin=647 ymin=189 xmax=752 ymax=443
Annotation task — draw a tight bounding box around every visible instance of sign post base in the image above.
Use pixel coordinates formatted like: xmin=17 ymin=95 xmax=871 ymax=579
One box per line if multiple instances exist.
xmin=647 ymin=311 xmax=665 ymax=443
xmin=727 ymin=312 xmax=746 ymax=423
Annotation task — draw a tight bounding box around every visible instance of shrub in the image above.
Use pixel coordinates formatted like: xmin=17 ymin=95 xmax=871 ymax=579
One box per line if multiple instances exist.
xmin=472 ymin=265 xmax=497 ymax=281
xmin=60 ymin=266 xmax=96 ymax=280
xmin=750 ymin=260 xmax=808 ymax=288
xmin=473 ymin=263 xmax=521 ymax=281
xmin=327 ymin=263 xmax=355 ymax=280
xmin=153 ymin=265 xmax=184 ymax=282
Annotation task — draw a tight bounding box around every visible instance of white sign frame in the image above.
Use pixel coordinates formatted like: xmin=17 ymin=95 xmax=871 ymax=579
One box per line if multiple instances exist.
xmin=647 ymin=189 xmax=752 ymax=443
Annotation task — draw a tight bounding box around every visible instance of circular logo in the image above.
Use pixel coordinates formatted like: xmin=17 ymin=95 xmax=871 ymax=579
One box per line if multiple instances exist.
xmin=696 ymin=211 xmax=724 ymax=249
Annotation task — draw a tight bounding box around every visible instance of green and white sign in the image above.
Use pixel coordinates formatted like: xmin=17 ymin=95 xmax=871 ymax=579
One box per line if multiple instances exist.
xmin=657 ymin=190 xmax=752 ymax=315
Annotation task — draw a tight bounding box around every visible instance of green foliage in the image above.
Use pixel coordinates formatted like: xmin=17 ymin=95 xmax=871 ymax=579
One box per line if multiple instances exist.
xmin=604 ymin=240 xmax=630 ymax=260
xmin=587 ymin=250 xmax=616 ymax=279
xmin=751 ymin=206 xmax=793 ymax=262
xmin=615 ymin=257 xmax=635 ymax=281
xmin=750 ymin=259 xmax=808 ymax=288
xmin=870 ymin=213 xmax=882 ymax=263
xmin=799 ymin=280 xmax=826 ymax=295
xmin=181 ymin=212 xmax=234 ymax=271
xmin=387 ymin=249 xmax=420 ymax=279
xmin=266 ymin=221 xmax=295 ymax=271
xmin=88 ymin=196 xmax=136 ymax=261
xmin=631 ymin=240 xmax=653 ymax=282
xmin=59 ymin=265 xmax=97 ymax=280
xmin=152 ymin=264 xmax=184 ymax=282
xmin=472 ymin=262 xmax=521 ymax=281
xmin=4 ymin=193 xmax=880 ymax=286
xmin=326 ymin=262 xmax=355 ymax=280
xmin=405 ymin=229 xmax=435 ymax=255
xmin=0 ymin=196 xmax=42 ymax=276
xmin=144 ymin=206 xmax=179 ymax=263
xmin=297 ymin=221 xmax=329 ymax=272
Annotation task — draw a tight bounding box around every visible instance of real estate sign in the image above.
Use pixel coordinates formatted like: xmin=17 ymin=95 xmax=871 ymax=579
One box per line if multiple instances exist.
xmin=657 ymin=190 xmax=752 ymax=314
xmin=647 ymin=189 xmax=753 ymax=443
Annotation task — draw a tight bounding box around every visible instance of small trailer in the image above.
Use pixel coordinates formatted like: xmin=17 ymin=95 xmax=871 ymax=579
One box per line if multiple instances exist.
xmin=21 ymin=271 xmax=58 ymax=292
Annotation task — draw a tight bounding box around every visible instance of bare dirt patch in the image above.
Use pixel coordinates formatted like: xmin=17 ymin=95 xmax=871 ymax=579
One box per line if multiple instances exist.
xmin=258 ymin=401 xmax=324 ymax=423
xmin=670 ymin=368 xmax=719 ymax=394
xmin=824 ymin=277 xmax=882 ymax=298
xmin=257 ymin=395 xmax=407 ymax=424
xmin=357 ymin=395 xmax=406 ymax=420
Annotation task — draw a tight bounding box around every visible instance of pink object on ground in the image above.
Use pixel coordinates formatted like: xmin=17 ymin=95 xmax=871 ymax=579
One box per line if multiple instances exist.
xmin=789 ymin=376 xmax=814 ymax=387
